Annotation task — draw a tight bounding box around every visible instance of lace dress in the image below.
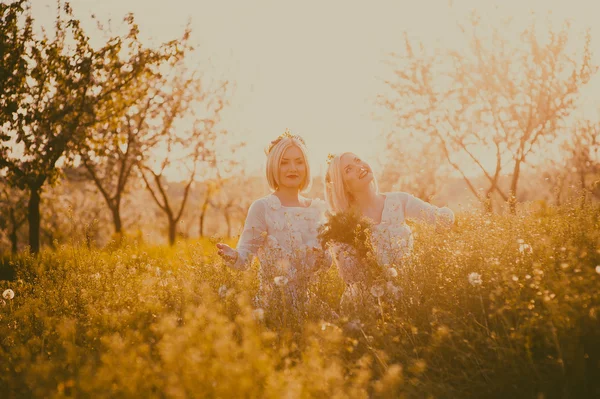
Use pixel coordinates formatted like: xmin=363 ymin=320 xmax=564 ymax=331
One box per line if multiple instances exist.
xmin=334 ymin=192 xmax=455 ymax=316
xmin=230 ymin=194 xmax=331 ymax=320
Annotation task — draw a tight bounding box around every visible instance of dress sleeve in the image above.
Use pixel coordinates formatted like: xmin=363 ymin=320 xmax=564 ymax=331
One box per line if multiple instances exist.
xmin=400 ymin=192 xmax=455 ymax=227
xmin=230 ymin=199 xmax=267 ymax=270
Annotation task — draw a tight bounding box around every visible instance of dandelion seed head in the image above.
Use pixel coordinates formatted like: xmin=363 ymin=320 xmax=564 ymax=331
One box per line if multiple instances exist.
xmin=253 ymin=308 xmax=265 ymax=321
xmin=595 ymin=266 xmax=600 ymax=274
xmin=370 ymin=285 xmax=384 ymax=298
xmin=2 ymin=289 xmax=14 ymax=300
xmin=468 ymin=272 xmax=482 ymax=286
xmin=274 ymin=276 xmax=289 ymax=287
xmin=386 ymin=267 xmax=398 ymax=278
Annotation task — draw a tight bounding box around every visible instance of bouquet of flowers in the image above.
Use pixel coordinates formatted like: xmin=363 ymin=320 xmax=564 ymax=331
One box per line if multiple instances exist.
xmin=318 ymin=210 xmax=383 ymax=287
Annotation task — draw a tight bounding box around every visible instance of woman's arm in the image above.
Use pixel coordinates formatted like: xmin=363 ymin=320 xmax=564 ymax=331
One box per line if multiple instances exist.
xmin=401 ymin=192 xmax=455 ymax=227
xmin=226 ymin=199 xmax=268 ymax=270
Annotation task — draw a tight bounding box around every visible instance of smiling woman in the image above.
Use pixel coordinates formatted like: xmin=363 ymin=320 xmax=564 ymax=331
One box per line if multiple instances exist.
xmin=215 ymin=131 xmax=333 ymax=325
xmin=324 ymin=151 xmax=455 ymax=316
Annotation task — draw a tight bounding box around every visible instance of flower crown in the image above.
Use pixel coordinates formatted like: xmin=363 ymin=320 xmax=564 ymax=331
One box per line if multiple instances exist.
xmin=265 ymin=128 xmax=306 ymax=155
xmin=326 ymin=153 xmax=335 ymax=165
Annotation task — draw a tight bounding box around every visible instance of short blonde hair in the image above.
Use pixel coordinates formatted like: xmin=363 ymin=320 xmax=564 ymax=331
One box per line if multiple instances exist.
xmin=324 ymin=152 xmax=379 ymax=213
xmin=265 ymin=135 xmax=312 ymax=192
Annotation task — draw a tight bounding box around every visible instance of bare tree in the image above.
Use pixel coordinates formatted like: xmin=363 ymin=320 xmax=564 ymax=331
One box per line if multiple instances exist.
xmin=138 ymin=62 xmax=232 ymax=245
xmin=380 ymin=13 xmax=596 ymax=213
xmin=543 ymin=119 xmax=600 ymax=205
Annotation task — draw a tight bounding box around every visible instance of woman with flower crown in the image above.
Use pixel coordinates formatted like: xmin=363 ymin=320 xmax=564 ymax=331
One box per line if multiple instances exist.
xmin=322 ymin=152 xmax=455 ymax=317
xmin=216 ymin=131 xmax=331 ymax=325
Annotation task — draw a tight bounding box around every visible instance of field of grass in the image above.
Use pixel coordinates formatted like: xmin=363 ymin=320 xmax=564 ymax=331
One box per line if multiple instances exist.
xmin=1 ymin=201 xmax=599 ymax=398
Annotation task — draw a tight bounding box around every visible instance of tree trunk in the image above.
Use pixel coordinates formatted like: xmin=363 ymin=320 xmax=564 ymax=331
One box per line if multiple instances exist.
xmin=8 ymin=209 xmax=18 ymax=254
xmin=168 ymin=218 xmax=176 ymax=246
xmin=28 ymin=186 xmax=41 ymax=254
xmin=483 ymin=190 xmax=494 ymax=214
xmin=509 ymin=160 xmax=522 ymax=214
xmin=580 ymin=170 xmax=587 ymax=209
xmin=199 ymin=212 xmax=206 ymax=238
xmin=111 ymin=204 xmax=123 ymax=234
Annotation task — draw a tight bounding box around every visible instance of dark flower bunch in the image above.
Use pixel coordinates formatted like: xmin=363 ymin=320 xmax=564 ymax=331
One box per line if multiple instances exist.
xmin=318 ymin=210 xmax=383 ymax=285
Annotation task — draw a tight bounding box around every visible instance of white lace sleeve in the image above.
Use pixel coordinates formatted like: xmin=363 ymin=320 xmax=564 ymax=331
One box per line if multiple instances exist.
xmin=400 ymin=192 xmax=455 ymax=227
xmin=231 ymin=199 xmax=267 ymax=270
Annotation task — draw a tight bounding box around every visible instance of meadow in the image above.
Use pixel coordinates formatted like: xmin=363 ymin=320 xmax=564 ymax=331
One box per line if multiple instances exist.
xmin=1 ymin=200 xmax=599 ymax=398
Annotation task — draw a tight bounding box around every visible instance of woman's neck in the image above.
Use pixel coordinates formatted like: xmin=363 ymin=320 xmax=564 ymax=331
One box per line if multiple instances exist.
xmin=274 ymin=187 xmax=302 ymax=207
xmin=351 ymin=187 xmax=379 ymax=214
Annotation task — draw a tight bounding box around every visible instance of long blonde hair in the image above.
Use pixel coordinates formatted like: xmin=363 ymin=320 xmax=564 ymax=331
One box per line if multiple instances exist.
xmin=265 ymin=134 xmax=312 ymax=193
xmin=324 ymin=152 xmax=379 ymax=212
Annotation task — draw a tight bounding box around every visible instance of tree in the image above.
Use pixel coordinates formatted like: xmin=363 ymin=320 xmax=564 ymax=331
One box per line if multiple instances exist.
xmin=0 ymin=1 xmax=175 ymax=252
xmin=0 ymin=181 xmax=28 ymax=253
xmin=76 ymin=30 xmax=189 ymax=236
xmin=566 ymin=119 xmax=600 ymax=203
xmin=138 ymin=61 xmax=232 ymax=245
xmin=380 ymin=13 xmax=596 ymax=213
xmin=543 ymin=118 xmax=600 ymax=205
xmin=377 ymin=136 xmax=449 ymax=202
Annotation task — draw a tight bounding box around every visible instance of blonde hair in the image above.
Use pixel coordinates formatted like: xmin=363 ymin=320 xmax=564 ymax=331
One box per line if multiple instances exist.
xmin=324 ymin=152 xmax=379 ymax=213
xmin=265 ymin=135 xmax=312 ymax=193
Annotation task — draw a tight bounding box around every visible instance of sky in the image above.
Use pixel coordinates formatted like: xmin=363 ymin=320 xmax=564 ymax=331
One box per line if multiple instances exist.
xmin=31 ymin=0 xmax=600 ymax=179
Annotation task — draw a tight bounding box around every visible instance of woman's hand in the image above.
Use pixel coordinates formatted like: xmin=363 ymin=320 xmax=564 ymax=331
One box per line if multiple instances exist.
xmin=216 ymin=243 xmax=239 ymax=264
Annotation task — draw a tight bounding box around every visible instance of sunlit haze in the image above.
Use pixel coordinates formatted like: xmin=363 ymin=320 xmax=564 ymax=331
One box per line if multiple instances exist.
xmin=32 ymin=0 xmax=600 ymax=180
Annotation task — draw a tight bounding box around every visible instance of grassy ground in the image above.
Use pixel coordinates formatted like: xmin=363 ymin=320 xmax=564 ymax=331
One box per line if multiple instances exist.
xmin=1 ymin=201 xmax=599 ymax=398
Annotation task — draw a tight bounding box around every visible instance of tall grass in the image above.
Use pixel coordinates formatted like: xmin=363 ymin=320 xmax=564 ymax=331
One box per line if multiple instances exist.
xmin=1 ymin=201 xmax=599 ymax=398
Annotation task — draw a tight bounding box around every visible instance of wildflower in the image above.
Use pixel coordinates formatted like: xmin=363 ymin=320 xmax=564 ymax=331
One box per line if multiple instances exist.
xmin=218 ymin=285 xmax=228 ymax=298
xmin=253 ymin=308 xmax=265 ymax=321
xmin=370 ymin=284 xmax=385 ymax=298
xmin=275 ymin=258 xmax=290 ymax=273
xmin=518 ymin=243 xmax=533 ymax=255
xmin=436 ymin=325 xmax=450 ymax=338
xmin=274 ymin=276 xmax=289 ymax=287
xmin=411 ymin=359 xmax=427 ymax=374
xmin=2 ymin=289 xmax=14 ymax=300
xmin=386 ymin=267 xmax=398 ymax=278
xmin=346 ymin=319 xmax=362 ymax=332
xmin=468 ymin=273 xmax=482 ymax=286
xmin=596 ymin=266 xmax=600 ymax=274
xmin=386 ymin=281 xmax=401 ymax=298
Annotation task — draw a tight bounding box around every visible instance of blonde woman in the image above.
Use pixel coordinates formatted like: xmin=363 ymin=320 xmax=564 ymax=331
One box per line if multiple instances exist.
xmin=324 ymin=152 xmax=455 ymax=315
xmin=216 ymin=130 xmax=330 ymax=321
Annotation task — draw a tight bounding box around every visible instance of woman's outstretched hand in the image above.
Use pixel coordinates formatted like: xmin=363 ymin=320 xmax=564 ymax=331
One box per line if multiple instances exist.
xmin=216 ymin=243 xmax=239 ymax=264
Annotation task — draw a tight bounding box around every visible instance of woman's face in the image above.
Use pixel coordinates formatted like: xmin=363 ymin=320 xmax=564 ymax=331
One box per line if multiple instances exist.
xmin=340 ymin=153 xmax=373 ymax=194
xmin=278 ymin=145 xmax=307 ymax=190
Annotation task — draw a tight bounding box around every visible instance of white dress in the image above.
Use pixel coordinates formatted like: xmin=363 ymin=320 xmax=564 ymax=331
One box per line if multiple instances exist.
xmin=334 ymin=192 xmax=455 ymax=315
xmin=230 ymin=193 xmax=330 ymax=315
